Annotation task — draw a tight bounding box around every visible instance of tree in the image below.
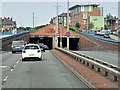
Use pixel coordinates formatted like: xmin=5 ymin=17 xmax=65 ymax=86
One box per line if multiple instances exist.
xmin=88 ymin=22 xmax=94 ymax=30
xmin=75 ymin=22 xmax=81 ymax=30
xmin=26 ymin=27 xmax=31 ymax=30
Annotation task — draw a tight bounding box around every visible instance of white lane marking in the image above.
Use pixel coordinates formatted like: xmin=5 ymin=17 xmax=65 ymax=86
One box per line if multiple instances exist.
xmin=0 ymin=85 xmax=3 ymax=89
xmin=3 ymin=76 xmax=8 ymax=82
xmin=13 ymin=65 xmax=16 ymax=68
xmin=0 ymin=66 xmax=10 ymax=68
xmin=16 ymin=60 xmax=20 ymax=64
xmin=10 ymin=69 xmax=14 ymax=72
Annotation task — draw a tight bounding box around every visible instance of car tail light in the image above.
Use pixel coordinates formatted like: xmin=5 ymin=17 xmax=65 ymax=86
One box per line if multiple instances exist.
xmin=37 ymin=50 xmax=40 ymax=53
xmin=22 ymin=42 xmax=24 ymax=45
xmin=11 ymin=45 xmax=13 ymax=48
xmin=22 ymin=50 xmax=26 ymax=53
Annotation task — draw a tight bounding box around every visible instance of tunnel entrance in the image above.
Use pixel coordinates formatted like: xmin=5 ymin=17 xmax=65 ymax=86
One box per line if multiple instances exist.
xmin=69 ymin=38 xmax=80 ymax=50
xmin=29 ymin=37 xmax=53 ymax=50
xmin=58 ymin=37 xmax=80 ymax=50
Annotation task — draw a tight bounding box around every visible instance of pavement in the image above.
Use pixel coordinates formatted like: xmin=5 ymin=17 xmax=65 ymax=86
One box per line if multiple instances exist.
xmin=110 ymin=35 xmax=120 ymax=41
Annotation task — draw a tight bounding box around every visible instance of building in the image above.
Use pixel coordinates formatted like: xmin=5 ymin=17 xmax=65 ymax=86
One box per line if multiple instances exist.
xmin=69 ymin=4 xmax=103 ymax=30
xmin=50 ymin=13 xmax=70 ymax=27
xmin=90 ymin=16 xmax=104 ymax=30
xmin=0 ymin=17 xmax=17 ymax=32
xmin=104 ymin=14 xmax=119 ymax=30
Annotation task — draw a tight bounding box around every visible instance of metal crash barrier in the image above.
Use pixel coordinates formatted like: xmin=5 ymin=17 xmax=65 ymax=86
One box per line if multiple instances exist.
xmin=55 ymin=47 xmax=120 ymax=82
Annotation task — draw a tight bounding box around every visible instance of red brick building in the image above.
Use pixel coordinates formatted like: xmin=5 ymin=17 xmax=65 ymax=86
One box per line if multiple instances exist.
xmin=69 ymin=4 xmax=103 ymax=30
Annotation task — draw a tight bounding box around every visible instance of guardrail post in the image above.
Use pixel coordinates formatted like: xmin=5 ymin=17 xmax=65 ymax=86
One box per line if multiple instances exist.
xmin=79 ymin=59 xmax=81 ymax=62
xmin=113 ymin=76 xmax=117 ymax=81
xmin=92 ymin=65 xmax=94 ymax=69
xmin=97 ymin=68 xmax=100 ymax=72
xmin=83 ymin=61 xmax=85 ymax=64
xmin=87 ymin=62 xmax=89 ymax=66
xmin=105 ymin=71 xmax=108 ymax=76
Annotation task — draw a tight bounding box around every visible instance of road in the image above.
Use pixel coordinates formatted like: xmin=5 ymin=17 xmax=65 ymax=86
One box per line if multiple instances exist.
xmin=73 ymin=51 xmax=119 ymax=66
xmin=1 ymin=51 xmax=90 ymax=88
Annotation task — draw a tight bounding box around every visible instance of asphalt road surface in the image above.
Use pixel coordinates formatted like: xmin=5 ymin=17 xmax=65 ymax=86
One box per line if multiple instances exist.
xmin=73 ymin=51 xmax=119 ymax=66
xmin=1 ymin=51 xmax=90 ymax=89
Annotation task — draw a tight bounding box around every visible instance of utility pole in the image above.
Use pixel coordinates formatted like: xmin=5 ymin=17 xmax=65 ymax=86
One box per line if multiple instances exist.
xmin=67 ymin=0 xmax=69 ymax=50
xmin=55 ymin=1 xmax=59 ymax=48
xmin=33 ymin=12 xmax=35 ymax=31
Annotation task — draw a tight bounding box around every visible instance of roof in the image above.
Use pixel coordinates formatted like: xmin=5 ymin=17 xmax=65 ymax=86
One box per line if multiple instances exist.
xmin=31 ymin=24 xmax=79 ymax=37
xmin=59 ymin=13 xmax=67 ymax=17
xmin=69 ymin=4 xmax=100 ymax=10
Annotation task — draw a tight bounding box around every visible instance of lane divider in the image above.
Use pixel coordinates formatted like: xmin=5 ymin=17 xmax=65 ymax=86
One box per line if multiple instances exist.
xmin=52 ymin=51 xmax=95 ymax=89
xmin=3 ymin=76 xmax=8 ymax=82
xmin=2 ymin=59 xmax=21 ymax=85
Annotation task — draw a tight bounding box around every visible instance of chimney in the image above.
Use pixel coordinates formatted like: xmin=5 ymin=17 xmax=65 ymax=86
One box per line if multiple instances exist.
xmin=8 ymin=17 xmax=10 ymax=20
xmin=11 ymin=18 xmax=12 ymax=21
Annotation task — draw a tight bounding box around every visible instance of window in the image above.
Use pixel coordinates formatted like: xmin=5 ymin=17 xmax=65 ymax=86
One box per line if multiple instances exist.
xmin=93 ymin=17 xmax=97 ymax=21
xmin=25 ymin=45 xmax=39 ymax=49
xmin=84 ymin=20 xmax=87 ymax=24
xmin=83 ymin=13 xmax=88 ymax=19
xmin=89 ymin=6 xmax=92 ymax=12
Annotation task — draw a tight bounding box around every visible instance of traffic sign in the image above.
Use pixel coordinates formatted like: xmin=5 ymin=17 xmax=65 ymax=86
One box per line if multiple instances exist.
xmin=56 ymin=33 xmax=60 ymax=37
xmin=66 ymin=32 xmax=70 ymax=37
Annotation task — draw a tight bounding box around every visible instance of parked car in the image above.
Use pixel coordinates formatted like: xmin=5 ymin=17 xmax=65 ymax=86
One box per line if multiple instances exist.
xmin=22 ymin=44 xmax=42 ymax=61
xmin=104 ymin=34 xmax=110 ymax=38
xmin=43 ymin=45 xmax=49 ymax=50
xmin=100 ymin=30 xmax=110 ymax=36
xmin=11 ymin=40 xmax=25 ymax=53
xmin=95 ymin=30 xmax=101 ymax=35
xmin=37 ymin=43 xmax=45 ymax=52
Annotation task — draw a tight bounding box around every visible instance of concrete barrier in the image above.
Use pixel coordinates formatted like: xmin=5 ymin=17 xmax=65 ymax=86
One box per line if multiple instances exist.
xmin=1 ymin=31 xmax=30 ymax=51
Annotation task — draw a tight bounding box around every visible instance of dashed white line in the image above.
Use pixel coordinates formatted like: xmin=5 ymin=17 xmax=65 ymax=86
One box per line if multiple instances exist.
xmin=3 ymin=76 xmax=8 ymax=82
xmin=13 ymin=65 xmax=16 ymax=68
xmin=10 ymin=69 xmax=14 ymax=72
xmin=16 ymin=60 xmax=20 ymax=64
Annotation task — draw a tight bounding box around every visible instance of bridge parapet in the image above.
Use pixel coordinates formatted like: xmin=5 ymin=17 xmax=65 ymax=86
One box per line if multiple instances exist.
xmin=0 ymin=31 xmax=30 ymax=51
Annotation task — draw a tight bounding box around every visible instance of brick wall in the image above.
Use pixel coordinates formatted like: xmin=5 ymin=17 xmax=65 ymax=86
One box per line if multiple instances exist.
xmin=79 ymin=33 xmax=119 ymax=52
xmin=70 ymin=7 xmax=101 ymax=30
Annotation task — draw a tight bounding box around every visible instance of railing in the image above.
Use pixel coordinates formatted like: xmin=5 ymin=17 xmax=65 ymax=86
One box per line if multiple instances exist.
xmin=0 ymin=31 xmax=29 ymax=41
xmin=80 ymin=32 xmax=120 ymax=44
xmin=0 ymin=32 xmax=13 ymax=35
xmin=55 ymin=47 xmax=120 ymax=82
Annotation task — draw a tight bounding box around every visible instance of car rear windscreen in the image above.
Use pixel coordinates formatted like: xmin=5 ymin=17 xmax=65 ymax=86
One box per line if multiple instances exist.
xmin=12 ymin=41 xmax=24 ymax=45
xmin=25 ymin=45 xmax=39 ymax=49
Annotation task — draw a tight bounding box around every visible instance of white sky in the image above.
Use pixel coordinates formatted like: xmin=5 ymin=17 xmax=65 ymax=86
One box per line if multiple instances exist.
xmin=1 ymin=0 xmax=119 ymax=27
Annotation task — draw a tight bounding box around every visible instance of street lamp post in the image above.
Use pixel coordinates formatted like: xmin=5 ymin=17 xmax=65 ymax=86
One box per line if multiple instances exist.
xmin=55 ymin=1 xmax=59 ymax=48
xmin=67 ymin=0 xmax=69 ymax=50
xmin=33 ymin=12 xmax=35 ymax=31
xmin=60 ymin=23 xmax=62 ymax=48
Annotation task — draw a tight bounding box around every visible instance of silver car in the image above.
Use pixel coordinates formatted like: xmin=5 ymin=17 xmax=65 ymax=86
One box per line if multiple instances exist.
xmin=11 ymin=40 xmax=25 ymax=53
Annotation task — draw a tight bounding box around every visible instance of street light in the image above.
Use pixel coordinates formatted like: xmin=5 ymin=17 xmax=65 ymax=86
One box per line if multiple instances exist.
xmin=33 ymin=12 xmax=35 ymax=31
xmin=67 ymin=0 xmax=69 ymax=50
xmin=59 ymin=22 xmax=63 ymax=48
xmin=55 ymin=0 xmax=62 ymax=48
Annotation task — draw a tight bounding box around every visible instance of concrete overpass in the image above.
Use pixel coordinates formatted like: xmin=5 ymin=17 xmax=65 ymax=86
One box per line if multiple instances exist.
xmin=1 ymin=24 xmax=119 ymax=52
xmin=30 ymin=24 xmax=80 ymax=50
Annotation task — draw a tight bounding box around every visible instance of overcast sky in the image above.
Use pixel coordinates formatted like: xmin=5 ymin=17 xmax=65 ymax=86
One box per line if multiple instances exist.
xmin=1 ymin=0 xmax=119 ymax=27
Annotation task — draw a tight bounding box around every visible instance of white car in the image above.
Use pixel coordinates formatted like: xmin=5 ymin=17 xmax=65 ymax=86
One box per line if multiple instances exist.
xmin=22 ymin=44 xmax=42 ymax=61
